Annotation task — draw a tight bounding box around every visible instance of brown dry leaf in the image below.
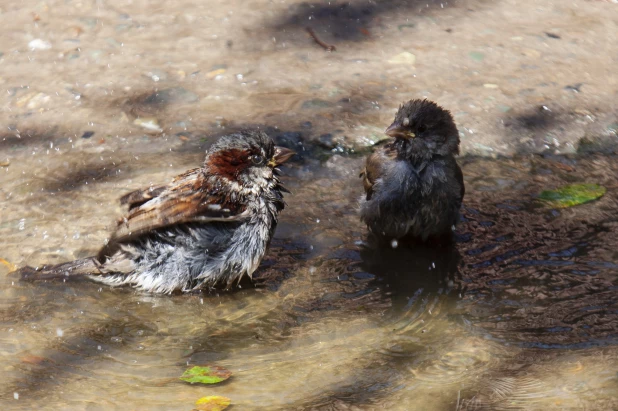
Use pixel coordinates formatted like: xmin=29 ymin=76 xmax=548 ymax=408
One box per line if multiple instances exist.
xmin=21 ymin=355 xmax=49 ymax=365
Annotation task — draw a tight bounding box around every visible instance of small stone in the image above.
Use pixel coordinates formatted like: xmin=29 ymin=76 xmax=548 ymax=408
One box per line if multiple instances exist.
xmin=28 ymin=39 xmax=51 ymax=50
xmin=387 ymin=51 xmax=416 ymax=65
xmin=469 ymin=51 xmax=485 ymax=62
xmin=318 ymin=133 xmax=335 ymax=148
xmin=145 ymin=70 xmax=167 ymax=82
xmin=0 ymin=159 xmax=10 ymax=167
xmin=106 ymin=38 xmax=122 ymax=48
xmin=522 ymin=48 xmax=541 ymax=58
xmin=206 ymin=68 xmax=226 ymax=79
xmin=565 ymin=83 xmax=583 ymax=93
xmin=81 ymin=131 xmax=95 ymax=139
xmin=483 ymin=83 xmax=499 ymax=89
xmin=115 ymin=24 xmax=132 ymax=32
xmin=68 ymin=26 xmax=84 ymax=37
xmin=574 ymin=108 xmax=591 ymax=116
xmin=301 ymin=121 xmax=312 ymax=129
xmin=89 ymin=50 xmax=103 ymax=60
xmin=301 ymin=99 xmax=332 ymax=109
xmin=275 ymin=132 xmax=303 ymax=147
xmin=134 ymin=117 xmax=162 ymax=132
xmin=16 ymin=92 xmax=50 ymax=109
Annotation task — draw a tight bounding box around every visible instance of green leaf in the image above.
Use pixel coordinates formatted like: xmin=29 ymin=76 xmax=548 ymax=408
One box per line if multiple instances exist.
xmin=180 ymin=365 xmax=232 ymax=385
xmin=193 ymin=396 xmax=231 ymax=411
xmin=538 ymin=183 xmax=606 ymax=208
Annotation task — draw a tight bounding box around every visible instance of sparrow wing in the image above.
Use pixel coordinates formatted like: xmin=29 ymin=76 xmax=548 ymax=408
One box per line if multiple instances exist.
xmin=360 ymin=145 xmax=396 ymax=201
xmin=118 ymin=168 xmax=200 ymax=210
xmin=98 ymin=168 xmax=248 ymax=259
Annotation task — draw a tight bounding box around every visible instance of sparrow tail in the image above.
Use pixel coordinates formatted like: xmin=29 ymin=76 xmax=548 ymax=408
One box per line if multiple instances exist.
xmin=16 ymin=257 xmax=101 ymax=282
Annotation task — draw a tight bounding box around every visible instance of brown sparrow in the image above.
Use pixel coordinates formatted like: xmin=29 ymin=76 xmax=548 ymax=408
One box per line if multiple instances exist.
xmin=16 ymin=130 xmax=295 ymax=293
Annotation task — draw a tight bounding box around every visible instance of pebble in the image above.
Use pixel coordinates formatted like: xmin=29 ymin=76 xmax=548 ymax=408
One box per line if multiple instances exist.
xmin=28 ymin=39 xmax=52 ymax=50
xmin=16 ymin=92 xmax=50 ymax=109
xmin=301 ymin=99 xmax=332 ymax=109
xmin=206 ymin=68 xmax=226 ymax=79
xmin=522 ymin=48 xmax=541 ymax=58
xmin=318 ymin=133 xmax=335 ymax=148
xmin=145 ymin=69 xmax=167 ymax=82
xmin=275 ymin=132 xmax=303 ymax=148
xmin=387 ymin=51 xmax=416 ymax=65
xmin=469 ymin=51 xmax=485 ymax=62
xmin=0 ymin=159 xmax=10 ymax=167
xmin=483 ymin=83 xmax=499 ymax=89
xmin=134 ymin=117 xmax=162 ymax=132
xmin=81 ymin=131 xmax=95 ymax=139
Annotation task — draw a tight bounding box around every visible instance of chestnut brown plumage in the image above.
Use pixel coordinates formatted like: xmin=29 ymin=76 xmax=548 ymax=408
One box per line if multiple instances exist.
xmin=15 ymin=131 xmax=295 ymax=293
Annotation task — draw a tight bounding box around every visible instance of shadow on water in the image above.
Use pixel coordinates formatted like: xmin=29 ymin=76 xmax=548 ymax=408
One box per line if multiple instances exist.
xmin=358 ymin=239 xmax=462 ymax=313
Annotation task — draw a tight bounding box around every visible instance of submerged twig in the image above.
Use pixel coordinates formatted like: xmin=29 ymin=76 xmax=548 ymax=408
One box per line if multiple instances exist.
xmin=306 ymin=27 xmax=336 ymax=52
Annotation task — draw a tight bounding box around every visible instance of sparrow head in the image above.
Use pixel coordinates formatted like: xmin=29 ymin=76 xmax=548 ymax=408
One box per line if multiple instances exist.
xmin=385 ymin=99 xmax=460 ymax=158
xmin=204 ymin=130 xmax=295 ymax=190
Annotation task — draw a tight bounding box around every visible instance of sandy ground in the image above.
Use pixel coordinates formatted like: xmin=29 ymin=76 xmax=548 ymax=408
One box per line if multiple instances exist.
xmin=0 ymin=0 xmax=617 ymax=159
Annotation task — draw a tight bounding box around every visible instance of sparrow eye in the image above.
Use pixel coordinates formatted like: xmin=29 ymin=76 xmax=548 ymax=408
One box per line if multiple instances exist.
xmin=417 ymin=124 xmax=427 ymax=134
xmin=251 ymin=154 xmax=265 ymax=165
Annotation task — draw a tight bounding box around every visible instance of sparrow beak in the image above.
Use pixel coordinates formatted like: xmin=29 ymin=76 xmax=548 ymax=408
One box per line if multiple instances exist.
xmin=385 ymin=123 xmax=415 ymax=139
xmin=269 ymin=146 xmax=296 ymax=167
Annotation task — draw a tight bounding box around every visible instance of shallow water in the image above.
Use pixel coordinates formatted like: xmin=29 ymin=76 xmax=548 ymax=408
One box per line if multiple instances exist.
xmin=2 ymin=150 xmax=618 ymax=410
xmin=2 ymin=0 xmax=618 ymax=409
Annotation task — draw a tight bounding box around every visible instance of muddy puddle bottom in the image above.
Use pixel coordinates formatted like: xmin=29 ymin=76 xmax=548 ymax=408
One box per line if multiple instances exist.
xmin=1 ymin=147 xmax=618 ymax=410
